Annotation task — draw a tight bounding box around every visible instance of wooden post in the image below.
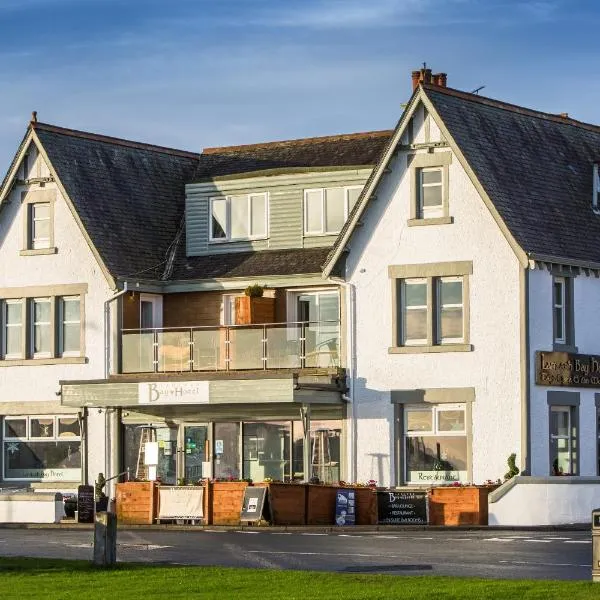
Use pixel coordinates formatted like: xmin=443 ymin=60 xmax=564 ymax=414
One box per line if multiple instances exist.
xmin=93 ymin=511 xmax=117 ymax=567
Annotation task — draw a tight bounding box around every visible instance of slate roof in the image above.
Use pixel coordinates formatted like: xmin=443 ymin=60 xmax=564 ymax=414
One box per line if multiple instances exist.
xmin=169 ymin=247 xmax=331 ymax=281
xmin=195 ymin=130 xmax=393 ymax=179
xmin=424 ymin=84 xmax=600 ymax=264
xmin=33 ymin=123 xmax=200 ymax=281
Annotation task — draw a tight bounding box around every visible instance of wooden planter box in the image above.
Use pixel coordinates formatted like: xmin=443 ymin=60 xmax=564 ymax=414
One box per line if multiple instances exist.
xmin=235 ymin=296 xmax=275 ymax=325
xmin=428 ymin=486 xmax=497 ymax=526
xmin=115 ymin=482 xmax=158 ymax=525
xmin=211 ymin=481 xmax=249 ymax=525
xmin=306 ymin=485 xmax=337 ymax=525
xmin=258 ymin=483 xmax=307 ymax=525
xmin=354 ymin=487 xmax=378 ymax=525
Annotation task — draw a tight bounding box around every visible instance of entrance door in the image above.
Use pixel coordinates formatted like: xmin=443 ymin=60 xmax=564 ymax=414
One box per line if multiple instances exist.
xmin=182 ymin=425 xmax=209 ymax=483
xmin=140 ymin=294 xmax=163 ymax=328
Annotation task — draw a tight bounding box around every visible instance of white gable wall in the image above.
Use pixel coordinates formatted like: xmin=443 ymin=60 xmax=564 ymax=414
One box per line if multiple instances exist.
xmin=344 ymin=104 xmax=523 ymax=486
xmin=0 ymin=140 xmax=114 ymax=485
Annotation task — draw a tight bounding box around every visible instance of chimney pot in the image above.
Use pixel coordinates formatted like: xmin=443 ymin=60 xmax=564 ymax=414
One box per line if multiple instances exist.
xmin=411 ymin=70 xmax=421 ymax=91
xmin=411 ymin=67 xmax=447 ymax=91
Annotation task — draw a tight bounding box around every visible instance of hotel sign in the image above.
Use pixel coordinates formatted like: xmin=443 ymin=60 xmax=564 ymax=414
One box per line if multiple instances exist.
xmin=138 ymin=381 xmax=210 ymax=405
xmin=536 ymin=351 xmax=600 ymax=387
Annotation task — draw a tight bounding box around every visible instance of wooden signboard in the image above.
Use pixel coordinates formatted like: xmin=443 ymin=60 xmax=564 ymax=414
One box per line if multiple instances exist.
xmin=77 ymin=484 xmax=95 ymax=524
xmin=240 ymin=486 xmax=269 ymax=523
xmin=377 ymin=489 xmax=428 ymax=525
xmin=536 ymin=351 xmax=600 ymax=388
xmin=335 ymin=489 xmax=356 ymax=526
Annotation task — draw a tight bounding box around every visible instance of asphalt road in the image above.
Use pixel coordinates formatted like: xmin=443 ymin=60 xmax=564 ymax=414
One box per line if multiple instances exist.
xmin=0 ymin=528 xmax=593 ymax=581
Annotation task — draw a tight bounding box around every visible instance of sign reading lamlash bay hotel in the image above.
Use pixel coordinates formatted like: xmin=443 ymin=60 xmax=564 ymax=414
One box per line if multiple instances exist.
xmin=536 ymin=352 xmax=600 ymax=387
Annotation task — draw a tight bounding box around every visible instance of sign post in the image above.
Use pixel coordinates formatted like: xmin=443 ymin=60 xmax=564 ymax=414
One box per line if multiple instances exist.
xmin=377 ymin=489 xmax=428 ymax=525
xmin=335 ymin=489 xmax=356 ymax=526
xmin=240 ymin=487 xmax=269 ymax=524
xmin=76 ymin=484 xmax=95 ymax=524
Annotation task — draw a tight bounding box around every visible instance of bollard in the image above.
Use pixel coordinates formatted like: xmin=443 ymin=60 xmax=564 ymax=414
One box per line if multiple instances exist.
xmin=93 ymin=511 xmax=117 ymax=567
xmin=592 ymin=508 xmax=600 ymax=582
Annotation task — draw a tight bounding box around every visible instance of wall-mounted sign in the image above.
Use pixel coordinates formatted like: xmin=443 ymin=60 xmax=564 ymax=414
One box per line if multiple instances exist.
xmin=138 ymin=381 xmax=210 ymax=405
xmin=536 ymin=351 xmax=600 ymax=388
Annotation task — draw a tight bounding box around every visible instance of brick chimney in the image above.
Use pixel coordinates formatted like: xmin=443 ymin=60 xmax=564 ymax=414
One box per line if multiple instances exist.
xmin=412 ymin=67 xmax=447 ymax=90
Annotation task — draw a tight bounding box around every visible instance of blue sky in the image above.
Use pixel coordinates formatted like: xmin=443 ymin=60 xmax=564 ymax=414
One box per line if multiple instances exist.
xmin=0 ymin=0 xmax=599 ymax=168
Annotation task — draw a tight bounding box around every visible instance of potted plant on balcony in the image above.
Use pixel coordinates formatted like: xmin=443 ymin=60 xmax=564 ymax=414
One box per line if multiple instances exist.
xmin=235 ymin=285 xmax=275 ymax=325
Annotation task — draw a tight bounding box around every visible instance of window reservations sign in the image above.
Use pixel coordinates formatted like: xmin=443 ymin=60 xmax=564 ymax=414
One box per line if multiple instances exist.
xmin=536 ymin=351 xmax=600 ymax=387
xmin=406 ymin=470 xmax=466 ymax=484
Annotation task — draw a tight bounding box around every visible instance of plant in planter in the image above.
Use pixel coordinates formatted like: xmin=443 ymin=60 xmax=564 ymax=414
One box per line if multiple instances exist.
xmin=95 ymin=473 xmax=109 ymax=512
xmin=504 ymin=453 xmax=520 ymax=480
xmin=244 ymin=284 xmax=264 ymax=298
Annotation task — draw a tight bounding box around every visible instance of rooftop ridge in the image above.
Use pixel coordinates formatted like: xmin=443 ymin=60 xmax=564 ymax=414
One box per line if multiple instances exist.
xmin=202 ymin=129 xmax=393 ymax=154
xmin=32 ymin=121 xmax=200 ymax=159
xmin=422 ymin=83 xmax=600 ymax=134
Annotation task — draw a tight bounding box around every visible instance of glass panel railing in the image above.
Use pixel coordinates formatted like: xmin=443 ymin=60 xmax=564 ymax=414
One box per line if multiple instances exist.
xmin=157 ymin=330 xmax=191 ymax=372
xmin=122 ymin=332 xmax=154 ymax=373
xmin=192 ymin=328 xmax=222 ymax=371
xmin=304 ymin=322 xmax=340 ymax=368
xmin=266 ymin=324 xmax=301 ymax=369
xmin=229 ymin=327 xmax=264 ymax=370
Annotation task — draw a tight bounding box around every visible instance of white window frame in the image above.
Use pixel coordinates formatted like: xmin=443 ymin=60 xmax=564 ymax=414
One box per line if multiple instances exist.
xmin=2 ymin=415 xmax=81 ymax=482
xmin=31 ymin=297 xmax=52 ymax=358
xmin=58 ymin=296 xmax=81 ymax=357
xmin=3 ymin=299 xmax=23 ymax=359
xmin=209 ymin=193 xmax=269 ymax=242
xmin=553 ymin=277 xmax=566 ymax=345
xmin=418 ymin=167 xmax=443 ymax=219
xmin=401 ymin=278 xmax=428 ymax=346
xmin=30 ymin=202 xmax=51 ymax=249
xmin=404 ymin=404 xmax=466 ymax=438
xmin=437 ymin=276 xmax=464 ymax=345
xmin=303 ymin=186 xmax=363 ymax=236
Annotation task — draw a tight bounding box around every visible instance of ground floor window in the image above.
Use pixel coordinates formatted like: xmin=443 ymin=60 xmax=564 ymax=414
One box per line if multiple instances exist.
xmin=550 ymin=405 xmax=578 ymax=476
xmin=404 ymin=404 xmax=467 ymax=484
xmin=2 ymin=415 xmax=81 ymax=481
xmin=122 ymin=418 xmax=342 ymax=485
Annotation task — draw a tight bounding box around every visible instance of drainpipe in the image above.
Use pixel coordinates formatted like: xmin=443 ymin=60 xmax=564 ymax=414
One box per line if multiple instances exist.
xmin=103 ymin=282 xmax=129 ymax=493
xmin=328 ymin=278 xmax=357 ymax=484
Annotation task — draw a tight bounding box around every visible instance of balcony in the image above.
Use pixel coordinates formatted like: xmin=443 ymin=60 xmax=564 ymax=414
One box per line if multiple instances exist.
xmin=119 ymin=321 xmax=342 ymax=374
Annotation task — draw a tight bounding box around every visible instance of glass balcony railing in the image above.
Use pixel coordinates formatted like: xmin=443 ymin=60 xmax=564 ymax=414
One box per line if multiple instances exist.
xmin=119 ymin=321 xmax=341 ymax=374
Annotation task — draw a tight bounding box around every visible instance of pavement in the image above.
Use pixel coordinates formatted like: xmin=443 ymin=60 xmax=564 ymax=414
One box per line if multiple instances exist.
xmin=0 ymin=527 xmax=594 ymax=580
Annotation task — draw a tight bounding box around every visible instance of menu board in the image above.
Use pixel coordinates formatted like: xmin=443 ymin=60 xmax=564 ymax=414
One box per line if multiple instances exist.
xmin=377 ymin=489 xmax=428 ymax=525
xmin=77 ymin=484 xmax=95 ymax=524
xmin=335 ymin=489 xmax=356 ymax=526
xmin=240 ymin=486 xmax=268 ymax=523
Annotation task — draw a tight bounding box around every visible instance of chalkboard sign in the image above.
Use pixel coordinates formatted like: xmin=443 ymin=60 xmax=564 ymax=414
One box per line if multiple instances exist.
xmin=335 ymin=489 xmax=356 ymax=526
xmin=77 ymin=484 xmax=95 ymax=524
xmin=377 ymin=489 xmax=428 ymax=525
xmin=240 ymin=486 xmax=268 ymax=523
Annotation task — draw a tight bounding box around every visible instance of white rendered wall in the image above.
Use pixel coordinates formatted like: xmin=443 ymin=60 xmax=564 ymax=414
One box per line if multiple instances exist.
xmin=529 ymin=269 xmax=600 ymax=476
xmin=489 ymin=477 xmax=600 ymax=525
xmin=344 ymin=104 xmax=523 ymax=486
xmin=0 ymin=141 xmax=114 ymax=486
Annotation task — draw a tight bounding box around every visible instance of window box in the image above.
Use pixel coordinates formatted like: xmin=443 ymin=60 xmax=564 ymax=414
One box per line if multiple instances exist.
xmin=428 ymin=485 xmax=498 ymax=526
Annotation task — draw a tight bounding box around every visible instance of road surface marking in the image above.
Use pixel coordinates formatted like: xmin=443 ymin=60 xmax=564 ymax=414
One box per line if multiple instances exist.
xmin=238 ymin=531 xmax=260 ymax=534
xmin=564 ymin=540 xmax=591 ymax=544
xmin=248 ymin=550 xmax=403 ymax=558
xmin=499 ymin=560 xmax=591 ymax=568
xmin=523 ymin=539 xmax=552 ymax=543
xmin=301 ymin=533 xmax=327 ymax=536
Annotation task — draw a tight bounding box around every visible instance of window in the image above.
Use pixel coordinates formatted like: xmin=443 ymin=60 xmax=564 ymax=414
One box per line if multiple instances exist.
xmin=408 ymin=152 xmax=452 ymax=225
xmin=3 ymin=415 xmax=81 ymax=481
xmin=404 ymin=404 xmax=468 ymax=484
xmin=30 ymin=203 xmax=51 ymax=249
xmin=0 ymin=288 xmax=85 ymax=362
xmin=390 ymin=262 xmax=472 ymax=352
xmin=304 ymin=186 xmax=362 ymax=235
xmin=59 ymin=296 xmax=81 ymax=356
xmin=552 ymin=276 xmax=575 ymax=349
xmin=550 ymin=405 xmax=578 ymax=476
xmin=418 ymin=167 xmax=443 ymax=218
xmin=209 ymin=193 xmax=268 ymax=241
xmin=3 ymin=299 xmax=23 ymax=359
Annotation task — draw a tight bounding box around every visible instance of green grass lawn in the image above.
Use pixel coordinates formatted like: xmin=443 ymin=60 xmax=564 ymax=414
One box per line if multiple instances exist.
xmin=0 ymin=557 xmax=597 ymax=599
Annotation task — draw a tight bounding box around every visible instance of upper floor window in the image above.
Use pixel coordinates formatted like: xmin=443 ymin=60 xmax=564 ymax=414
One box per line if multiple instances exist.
xmin=418 ymin=167 xmax=443 ymax=218
xmin=389 ymin=261 xmax=472 ymax=354
xmin=552 ymin=275 xmax=575 ymax=350
xmin=21 ymin=190 xmax=56 ymax=256
xmin=304 ymin=186 xmax=362 ymax=236
xmin=0 ymin=285 xmax=86 ymax=363
xmin=210 ymin=193 xmax=268 ymax=242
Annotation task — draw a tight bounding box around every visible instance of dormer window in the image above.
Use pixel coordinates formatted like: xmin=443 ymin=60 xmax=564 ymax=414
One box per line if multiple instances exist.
xmin=209 ymin=193 xmax=268 ymax=242
xmin=593 ymin=163 xmax=600 ymax=214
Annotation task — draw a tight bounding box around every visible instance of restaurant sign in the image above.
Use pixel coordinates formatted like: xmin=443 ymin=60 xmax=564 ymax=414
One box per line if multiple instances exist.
xmin=536 ymin=351 xmax=600 ymax=388
xmin=138 ymin=381 xmax=210 ymax=405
